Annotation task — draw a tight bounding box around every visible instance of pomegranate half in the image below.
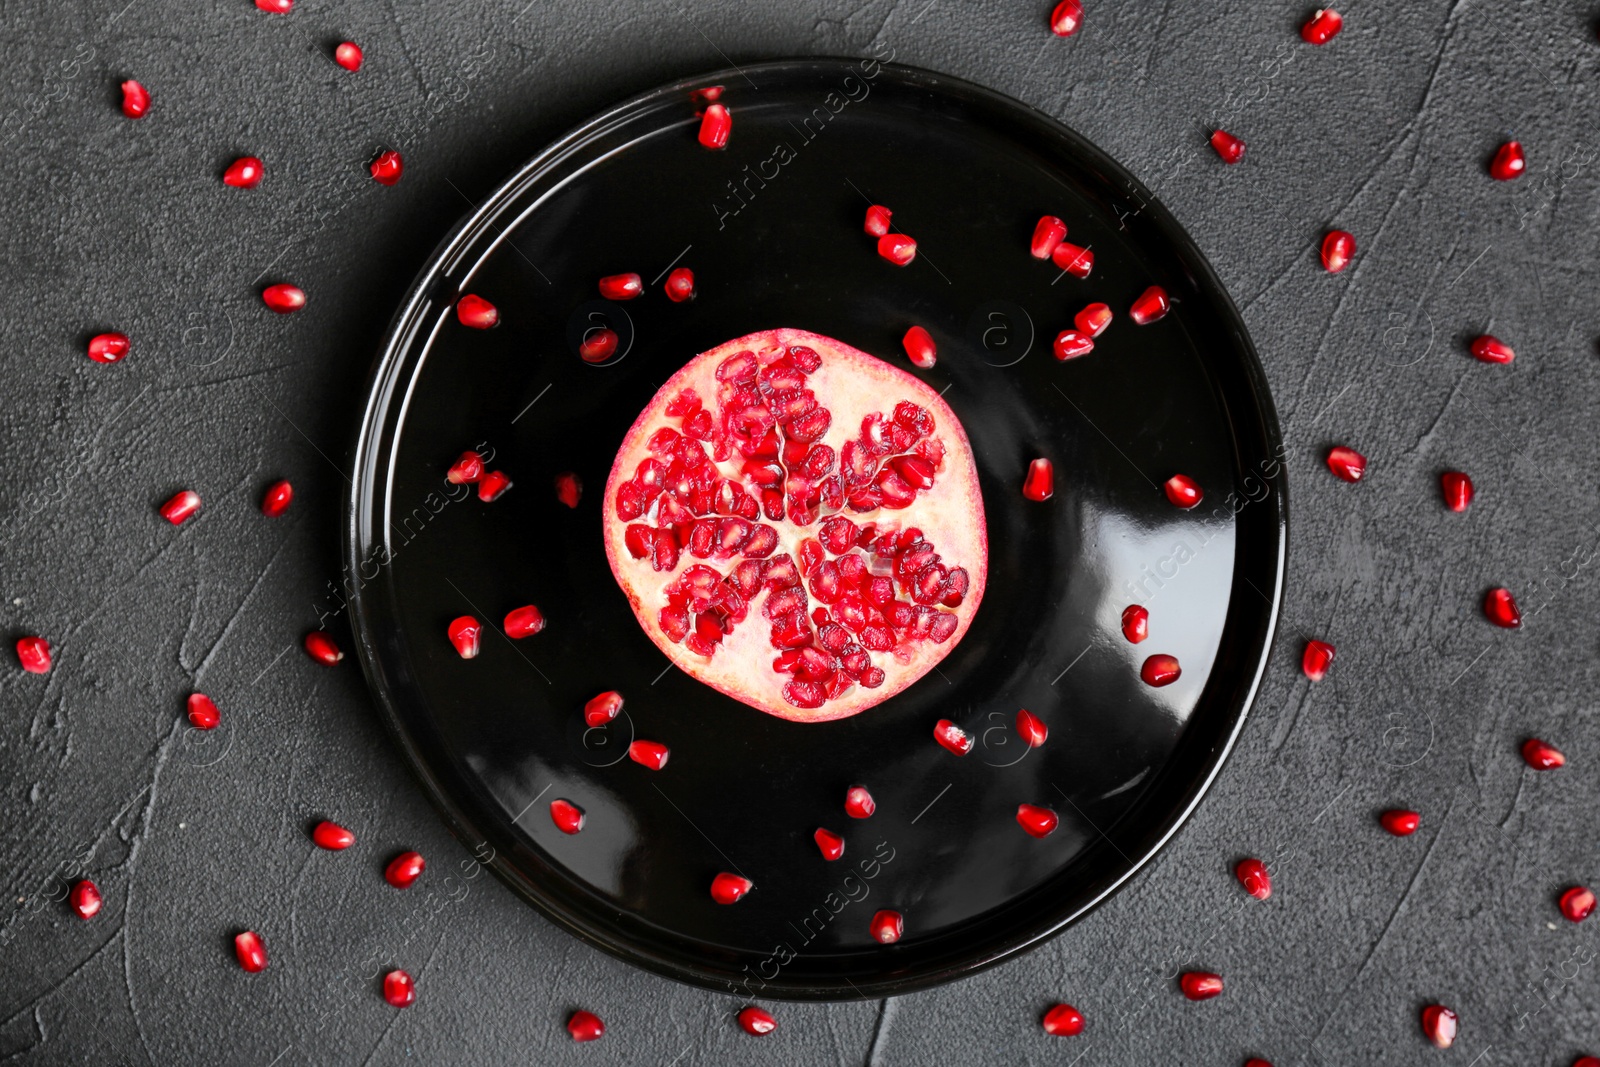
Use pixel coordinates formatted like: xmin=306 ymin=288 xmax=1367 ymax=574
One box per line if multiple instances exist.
xmin=602 ymin=328 xmax=987 ymax=722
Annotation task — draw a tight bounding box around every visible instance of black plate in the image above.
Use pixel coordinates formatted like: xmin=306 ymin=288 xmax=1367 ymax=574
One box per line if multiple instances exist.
xmin=346 ymin=58 xmax=1286 ymax=1000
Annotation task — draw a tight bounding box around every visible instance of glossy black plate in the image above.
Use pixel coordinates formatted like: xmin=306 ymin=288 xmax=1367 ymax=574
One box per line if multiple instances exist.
xmin=346 ymin=58 xmax=1286 ymax=1000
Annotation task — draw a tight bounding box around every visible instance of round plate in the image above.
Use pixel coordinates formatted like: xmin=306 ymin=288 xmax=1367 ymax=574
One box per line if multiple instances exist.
xmin=347 ymin=58 xmax=1286 ymax=1000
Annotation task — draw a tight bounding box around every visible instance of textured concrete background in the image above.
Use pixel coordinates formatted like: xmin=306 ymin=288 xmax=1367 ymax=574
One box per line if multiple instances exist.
xmin=2 ymin=0 xmax=1598 ymax=1064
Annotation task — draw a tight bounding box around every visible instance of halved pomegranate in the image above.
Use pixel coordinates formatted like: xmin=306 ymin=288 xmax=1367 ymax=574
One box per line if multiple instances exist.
xmin=602 ymin=329 xmax=987 ymax=722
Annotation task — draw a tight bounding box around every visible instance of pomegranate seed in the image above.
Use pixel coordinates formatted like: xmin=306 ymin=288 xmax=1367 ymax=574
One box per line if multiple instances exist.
xmin=159 ymin=490 xmax=202 ymax=525
xmin=456 ymin=294 xmax=499 ymax=329
xmin=304 ymin=630 xmax=343 ymax=665
xmin=1049 ymin=0 xmax=1084 ymax=36
xmin=334 ymin=42 xmax=363 ymax=71
xmin=1420 ymin=1004 xmax=1457 ymax=1048
xmin=1469 ymin=334 xmax=1514 ymax=364
xmin=1484 ymin=587 xmax=1521 ymax=629
xmin=1041 ymin=1003 xmax=1084 ymax=1036
xmin=1074 ymin=302 xmax=1112 ymax=337
xmin=844 ymin=785 xmax=876 ymax=819
xmin=255 ymin=0 xmax=292 ymax=11
xmin=446 ymin=451 xmax=484 ymax=484
xmin=1574 ymin=1059 xmax=1600 ymax=1067
xmin=1521 ymin=737 xmax=1565 ymax=769
xmin=187 ymin=693 xmax=220 ymax=730
xmin=664 ymin=267 xmax=696 ymax=302
xmin=1031 ymin=215 xmax=1068 ymax=259
xmin=1440 ymin=471 xmax=1473 ymax=511
xmin=550 ymin=798 xmax=585 ymax=834
xmin=1016 ymin=803 xmax=1059 ymax=838
xmin=120 ymin=79 xmax=150 ymax=119
xmin=869 ymin=909 xmax=903 ymax=943
xmin=1379 ymin=809 xmax=1420 ymax=836
xmin=814 ymin=827 xmax=845 ymax=860
xmin=711 ymin=872 xmax=754 ymax=904
xmin=1052 ymin=241 xmax=1094 ymax=277
xmin=383 ymin=969 xmax=415 ymax=1007
xmin=864 ymin=204 xmax=893 ymax=237
xmin=599 ymin=273 xmax=643 ymax=301
xmin=629 ymin=739 xmax=670 ymax=770
xmin=1141 ymin=654 xmax=1181 ymax=687
xmin=1023 ymin=458 xmax=1055 ymax=501
xmin=15 ymin=636 xmax=51 ymax=674
xmin=691 ymin=86 xmax=723 ymax=105
xmin=478 ymin=471 xmax=512 ymax=501
xmin=1016 ymin=709 xmax=1048 ymax=747
xmin=1489 ymin=140 xmax=1526 ymax=181
xmin=222 ymin=156 xmax=264 ymax=188
xmin=1210 ymin=130 xmax=1246 ymax=164
xmin=902 ymin=325 xmax=937 ymax=369
xmin=584 ymin=690 xmax=623 ymax=727
xmin=311 ymin=821 xmax=356 ymax=850
xmin=385 ymin=850 xmax=425 ymax=889
xmin=1121 ymin=605 xmax=1149 ymax=643
xmin=567 ymin=1010 xmax=605 ymax=1042
xmin=505 ymin=605 xmax=546 ymax=638
xmin=369 ymin=150 xmax=403 ymax=185
xmin=1235 ymin=857 xmax=1272 ymax=899
xmin=1245 ymin=1061 xmax=1273 ymax=1067
xmin=70 ymin=879 xmax=102 ymax=920
xmin=1320 ymin=230 xmax=1355 ymax=273
xmin=1301 ymin=8 xmax=1343 ymax=44
xmin=261 ymin=283 xmax=306 ymax=313
xmin=260 ymin=479 xmax=293 ymax=516
xmin=1053 ymin=329 xmax=1094 ymax=360
xmin=1129 ymin=286 xmax=1170 ymax=325
xmin=1559 ymin=886 xmax=1595 ymax=922
xmin=1326 ymin=446 xmax=1366 ymax=482
xmin=1302 ymin=639 xmax=1335 ymax=681
xmin=87 ymin=332 xmax=130 ymax=363
xmin=737 ymin=1006 xmax=777 ymax=1036
xmin=1164 ymin=474 xmax=1202 ymax=509
xmin=1179 ymin=972 xmax=1223 ymax=1000
xmin=933 ymin=719 xmax=973 ymax=756
xmin=579 ymin=327 xmax=619 ymax=363
xmin=698 ymin=103 xmax=732 ymax=149
xmin=447 ymin=615 xmax=482 ymax=659
xmin=234 ymin=931 xmax=268 ymax=973
xmin=878 ymin=233 xmax=917 ymax=266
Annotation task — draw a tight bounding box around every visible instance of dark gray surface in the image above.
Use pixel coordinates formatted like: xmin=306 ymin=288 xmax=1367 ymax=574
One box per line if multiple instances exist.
xmin=1 ymin=1 xmax=1596 ymax=1064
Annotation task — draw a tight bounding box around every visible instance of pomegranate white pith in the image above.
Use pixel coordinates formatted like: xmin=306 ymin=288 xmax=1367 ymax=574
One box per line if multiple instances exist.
xmin=602 ymin=328 xmax=987 ymax=722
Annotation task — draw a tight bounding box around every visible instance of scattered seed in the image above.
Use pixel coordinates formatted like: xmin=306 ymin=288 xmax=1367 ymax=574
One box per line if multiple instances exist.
xmin=234 ymin=930 xmax=268 ymax=972
xmin=304 ymin=631 xmax=343 ymax=665
xmin=1164 ymin=474 xmax=1202 ymax=509
xmin=385 ymin=850 xmax=426 ymax=889
xmin=1141 ymin=654 xmax=1181 ymax=687
xmin=1052 ymin=241 xmax=1094 ymax=277
xmin=1121 ymin=605 xmax=1149 ymax=644
xmin=845 ymin=785 xmax=876 ymax=819
xmin=1489 ymin=141 xmax=1526 ymax=181
xmin=550 ymin=799 xmax=585 ymax=834
xmin=737 ymin=1006 xmax=777 ymax=1036
xmin=1521 ymin=737 xmax=1565 ymax=769
xmin=1301 ymin=8 xmax=1343 ymax=44
xmin=312 ymin=821 xmax=356 ymax=850
xmin=864 ymin=204 xmax=893 ymax=237
xmin=70 ymin=879 xmax=102 ymax=920
xmin=599 ymin=273 xmax=643 ymax=301
xmin=504 ymin=605 xmax=546 ymax=638
xmin=383 ymin=969 xmax=415 ymax=1007
xmin=869 ymin=909 xmax=903 ymax=943
xmin=1074 ymin=302 xmax=1112 ymax=337
xmin=902 ymin=326 xmax=937 ymax=369
xmin=187 ymin=693 xmax=220 ymax=730
xmin=456 ymin=294 xmax=499 ymax=329
xmin=1041 ymin=1002 xmax=1084 ymax=1035
xmin=1469 ymin=334 xmax=1514 ymax=364
xmin=1180 ymin=972 xmax=1223 ymax=1000
xmin=222 ymin=156 xmax=264 ymax=188
xmin=446 ymin=451 xmax=485 ymax=484
xmin=1325 ymin=446 xmax=1366 ymax=482
xmin=579 ymin=328 xmax=619 ymax=363
xmin=160 ymin=490 xmax=202 ymax=525
xmin=1379 ymin=809 xmax=1420 ymax=836
xmin=1235 ymin=857 xmax=1272 ymax=900
xmin=933 ymin=719 xmax=974 ymax=756
xmin=1420 ymin=1004 xmax=1457 ymax=1048
xmin=814 ymin=828 xmax=845 ymax=860
xmin=1210 ymin=130 xmax=1246 ymax=164
xmin=120 ymin=80 xmax=150 ymax=119
xmin=87 ymin=332 xmax=130 ymax=363
xmin=478 ymin=471 xmax=512 ymax=501
xmin=1023 ymin=458 xmax=1054 ymax=501
xmin=334 ymin=42 xmax=363 ymax=71
xmin=1129 ymin=286 xmax=1170 ymax=325
xmin=629 ymin=739 xmax=670 ymax=770
xmin=698 ymin=104 xmax=731 ymax=149
xmin=260 ymin=479 xmax=293 ymax=517
xmin=664 ymin=267 xmax=696 ymax=302
xmin=261 ymin=283 xmax=306 ymax=314
xmin=1440 ymin=471 xmax=1473 ymax=512
xmin=1320 ymin=230 xmax=1355 ymax=273
xmin=878 ymin=234 xmax=917 ymax=266
xmin=16 ymin=636 xmax=52 ymax=674
xmin=1049 ymin=0 xmax=1084 ymax=37
xmin=1016 ymin=803 xmax=1059 ymax=838
xmin=254 ymin=0 xmax=293 ymax=11
xmin=1016 ymin=709 xmax=1048 ymax=747
xmin=568 ymin=1010 xmax=605 ymax=1042
xmin=1302 ymin=639 xmax=1335 ymax=681
xmin=1558 ymin=886 xmax=1595 ymax=922
xmin=1483 ymin=587 xmax=1521 ymax=629
xmin=369 ymin=150 xmax=403 ymax=185
xmin=711 ymin=872 xmax=754 ymax=904
xmin=583 ymin=691 xmax=622 ymax=727
xmin=1053 ymin=329 xmax=1094 ymax=360
xmin=1031 ymin=216 xmax=1068 ymax=260
xmin=447 ymin=615 xmax=482 ymax=659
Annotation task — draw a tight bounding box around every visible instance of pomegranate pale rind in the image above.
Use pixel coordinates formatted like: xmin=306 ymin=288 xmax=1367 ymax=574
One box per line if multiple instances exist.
xmin=602 ymin=328 xmax=987 ymax=722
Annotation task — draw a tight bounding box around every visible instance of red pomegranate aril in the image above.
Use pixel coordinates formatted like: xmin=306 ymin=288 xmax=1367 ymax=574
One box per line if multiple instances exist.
xmin=383 ymin=969 xmax=415 ymax=1007
xmin=456 ymin=294 xmax=499 ymax=329
xmin=1236 ymin=857 xmax=1272 ymax=900
xmin=262 ymin=283 xmax=306 ymax=313
xmin=259 ymin=479 xmax=293 ymax=517
xmin=160 ymin=490 xmax=201 ymax=525
xmin=1573 ymin=1059 xmax=1600 ymax=1067
xmin=1052 ymin=241 xmax=1094 ymax=277
xmin=1326 ymin=446 xmax=1366 ymax=482
xmin=1320 ymin=230 xmax=1355 ymax=273
xmin=870 ymin=909 xmax=904 ymax=944
xmin=1441 ymin=471 xmax=1473 ymax=511
xmin=629 ymin=739 xmax=670 ymax=770
xmin=1301 ymin=8 xmax=1343 ymax=44
xmin=1164 ymin=474 xmax=1202 ymax=509
xmin=1180 ymin=972 xmax=1223 ymax=1000
xmin=1141 ymin=654 xmax=1181 ymax=687
xmin=698 ymin=103 xmax=731 ymax=149
xmin=304 ymin=631 xmax=343 ymax=665
xmin=864 ymin=204 xmax=893 ymax=237
xmin=1560 ymin=886 xmax=1596 ymax=922
xmin=235 ymin=930 xmax=268 ymax=972
xmin=1031 ymin=215 xmax=1068 ymax=259
xmin=933 ymin=718 xmax=973 ymax=756
xmin=664 ymin=267 xmax=697 ymax=302
xmin=1049 ymin=0 xmax=1083 ymax=36
xmin=16 ymin=636 xmax=51 ymax=674
xmin=1421 ymin=1005 xmax=1457 ymax=1048
xmin=737 ymin=1006 xmax=777 ymax=1036
xmin=711 ymin=872 xmax=754 ymax=904
xmin=568 ymin=1011 xmax=605 ymax=1042
xmin=1016 ymin=803 xmax=1059 ymax=838
xmin=1521 ymin=737 xmax=1564 ymax=769
xmin=369 ymin=150 xmax=403 ymax=185
xmin=1210 ymin=130 xmax=1246 ymax=164
xmin=1016 ymin=708 xmax=1048 ymax=747
xmin=505 ymin=605 xmax=546 ymax=638
xmin=187 ymin=693 xmax=220 ymax=730
xmin=1244 ymin=1061 xmax=1273 ymax=1067
xmin=87 ymin=332 xmax=130 ymax=363
xmin=1074 ymin=302 xmax=1113 ymax=337
xmin=1484 ymin=587 xmax=1520 ymax=629
xmin=385 ymin=850 xmax=425 ymax=889
xmin=845 ymin=785 xmax=876 ymax=819
xmin=1489 ymin=140 xmax=1526 ymax=181
xmin=1302 ymin=639 xmax=1335 ymax=681
xmin=583 ymin=690 xmax=623 ymax=727
xmin=478 ymin=471 xmax=512 ymax=501
xmin=222 ymin=156 xmax=264 ymax=188
xmin=579 ymin=328 xmax=619 ymax=363
xmin=550 ymin=798 xmax=585 ymax=834
xmin=1469 ymin=334 xmax=1514 ymax=364
xmin=1121 ymin=604 xmax=1149 ymax=644
xmin=1023 ymin=458 xmax=1054 ymax=501
xmin=902 ymin=325 xmax=937 ymax=369
xmin=878 ymin=233 xmax=917 ymax=266
xmin=814 ymin=827 xmax=845 ymax=860
xmin=691 ymin=85 xmax=723 ymax=105
xmin=554 ymin=472 xmax=582 ymax=508
xmin=1380 ymin=809 xmax=1420 ymax=836
xmin=1041 ymin=1003 xmax=1084 ymax=1036
xmin=1053 ymin=329 xmax=1094 ymax=360
xmin=1129 ymin=286 xmax=1170 ymax=325
xmin=120 ymin=79 xmax=150 ymax=118
xmin=334 ymin=42 xmax=363 ymax=71
xmin=255 ymin=0 xmax=292 ymax=11
xmin=70 ymin=879 xmax=102 ymax=920
xmin=599 ymin=272 xmax=643 ymax=301
xmin=446 ymin=451 xmax=484 ymax=484
xmin=447 ymin=615 xmax=482 ymax=659
xmin=312 ymin=821 xmax=356 ymax=850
